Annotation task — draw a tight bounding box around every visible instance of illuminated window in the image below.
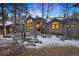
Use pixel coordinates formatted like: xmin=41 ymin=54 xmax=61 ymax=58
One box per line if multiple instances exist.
xmin=16 ymin=24 xmax=19 ymax=29
xmin=71 ymin=24 xmax=75 ymax=27
xmin=36 ymin=22 xmax=41 ymax=29
xmin=26 ymin=19 xmax=33 ymax=29
xmin=66 ymin=24 xmax=75 ymax=28
xmin=17 ymin=25 xmax=19 ymax=29
xmin=51 ymin=22 xmax=60 ymax=30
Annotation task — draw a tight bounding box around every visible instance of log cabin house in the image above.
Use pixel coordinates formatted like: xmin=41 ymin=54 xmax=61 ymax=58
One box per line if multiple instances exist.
xmin=21 ymin=15 xmax=79 ymax=39
xmin=0 ymin=14 xmax=79 ymax=40
xmin=25 ymin=15 xmax=46 ymax=33
xmin=0 ymin=15 xmax=13 ymax=35
xmin=45 ymin=16 xmax=79 ymax=39
xmin=0 ymin=21 xmax=13 ymax=35
xmin=47 ymin=18 xmax=64 ymax=35
xmin=63 ymin=18 xmax=79 ymax=39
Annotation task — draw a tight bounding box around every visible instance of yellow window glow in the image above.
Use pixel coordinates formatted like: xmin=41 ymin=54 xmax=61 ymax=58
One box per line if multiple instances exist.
xmin=17 ymin=25 xmax=19 ymax=29
xmin=36 ymin=24 xmax=40 ymax=28
xmin=51 ymin=22 xmax=60 ymax=30
xmin=56 ymin=24 xmax=59 ymax=29
xmin=52 ymin=25 xmax=55 ymax=29
xmin=66 ymin=24 xmax=75 ymax=28
xmin=71 ymin=25 xmax=75 ymax=27
xmin=26 ymin=19 xmax=33 ymax=29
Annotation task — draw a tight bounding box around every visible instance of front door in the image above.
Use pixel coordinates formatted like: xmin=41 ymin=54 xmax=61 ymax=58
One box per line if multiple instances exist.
xmin=36 ymin=21 xmax=43 ymax=31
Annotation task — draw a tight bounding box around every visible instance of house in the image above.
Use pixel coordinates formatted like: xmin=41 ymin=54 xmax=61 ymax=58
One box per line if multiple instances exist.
xmin=0 ymin=21 xmax=13 ymax=35
xmin=25 ymin=15 xmax=46 ymax=33
xmin=63 ymin=17 xmax=79 ymax=39
xmin=34 ymin=17 xmax=46 ymax=33
xmin=0 ymin=14 xmax=13 ymax=35
xmin=47 ymin=18 xmax=64 ymax=35
xmin=25 ymin=15 xmax=34 ymax=32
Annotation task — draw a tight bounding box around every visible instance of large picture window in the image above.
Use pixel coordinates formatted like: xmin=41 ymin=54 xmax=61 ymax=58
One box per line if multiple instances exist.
xmin=51 ymin=22 xmax=60 ymax=30
xmin=26 ymin=19 xmax=33 ymax=29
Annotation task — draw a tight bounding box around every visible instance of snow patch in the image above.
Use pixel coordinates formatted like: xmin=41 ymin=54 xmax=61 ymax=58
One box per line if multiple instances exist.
xmin=0 ymin=34 xmax=79 ymax=49
xmin=23 ymin=35 xmax=79 ymax=48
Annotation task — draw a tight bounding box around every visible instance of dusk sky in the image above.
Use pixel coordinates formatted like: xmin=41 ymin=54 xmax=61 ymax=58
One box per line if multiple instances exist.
xmin=0 ymin=3 xmax=79 ymax=18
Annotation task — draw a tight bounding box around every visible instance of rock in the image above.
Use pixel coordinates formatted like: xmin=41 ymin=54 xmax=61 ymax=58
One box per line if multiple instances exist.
xmin=35 ymin=41 xmax=42 ymax=44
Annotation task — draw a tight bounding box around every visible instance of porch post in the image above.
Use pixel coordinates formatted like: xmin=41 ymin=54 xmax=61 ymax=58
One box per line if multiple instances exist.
xmin=4 ymin=25 xmax=6 ymax=36
xmin=10 ymin=27 xmax=12 ymax=34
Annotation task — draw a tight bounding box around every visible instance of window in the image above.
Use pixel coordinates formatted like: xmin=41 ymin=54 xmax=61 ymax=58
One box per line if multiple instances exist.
xmin=71 ymin=24 xmax=75 ymax=27
xmin=36 ymin=22 xmax=41 ymax=29
xmin=51 ymin=22 xmax=60 ymax=30
xmin=66 ymin=24 xmax=75 ymax=28
xmin=26 ymin=19 xmax=33 ymax=29
xmin=17 ymin=25 xmax=19 ymax=29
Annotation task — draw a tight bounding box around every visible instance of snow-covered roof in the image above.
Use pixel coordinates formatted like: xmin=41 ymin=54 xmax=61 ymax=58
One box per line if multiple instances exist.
xmin=56 ymin=18 xmax=64 ymax=20
xmin=6 ymin=21 xmax=13 ymax=25
xmin=46 ymin=18 xmax=51 ymax=23
xmin=0 ymin=21 xmax=13 ymax=26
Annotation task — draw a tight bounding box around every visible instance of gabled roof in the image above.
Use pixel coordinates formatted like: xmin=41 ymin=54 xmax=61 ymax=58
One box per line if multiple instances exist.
xmin=26 ymin=15 xmax=46 ymax=22
xmin=47 ymin=18 xmax=64 ymax=24
xmin=26 ymin=15 xmax=34 ymax=19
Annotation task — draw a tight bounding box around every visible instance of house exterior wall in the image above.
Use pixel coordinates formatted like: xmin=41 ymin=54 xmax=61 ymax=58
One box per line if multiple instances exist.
xmin=63 ymin=20 xmax=79 ymax=39
xmin=25 ymin=17 xmax=46 ymax=33
xmin=77 ymin=22 xmax=79 ymax=39
xmin=68 ymin=21 xmax=77 ymax=39
xmin=0 ymin=26 xmax=11 ymax=34
xmin=48 ymin=21 xmax=63 ymax=35
xmin=25 ymin=18 xmax=35 ymax=32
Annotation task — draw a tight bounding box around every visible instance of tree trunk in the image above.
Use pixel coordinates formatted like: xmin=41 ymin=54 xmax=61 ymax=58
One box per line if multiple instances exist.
xmin=23 ymin=5 xmax=28 ymax=40
xmin=2 ymin=4 xmax=6 ymax=37
xmin=13 ymin=5 xmax=17 ymax=31
xmin=18 ymin=12 xmax=24 ymax=40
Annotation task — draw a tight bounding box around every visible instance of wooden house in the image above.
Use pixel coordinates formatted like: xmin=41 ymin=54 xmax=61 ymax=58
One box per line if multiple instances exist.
xmin=63 ymin=18 xmax=79 ymax=39
xmin=25 ymin=15 xmax=34 ymax=32
xmin=0 ymin=21 xmax=13 ymax=35
xmin=25 ymin=16 xmax=46 ymax=33
xmin=47 ymin=18 xmax=64 ymax=35
xmin=0 ymin=14 xmax=13 ymax=35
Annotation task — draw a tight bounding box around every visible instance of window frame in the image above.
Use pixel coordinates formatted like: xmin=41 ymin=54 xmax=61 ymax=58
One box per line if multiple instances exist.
xmin=26 ymin=19 xmax=33 ymax=30
xmin=51 ymin=21 xmax=60 ymax=30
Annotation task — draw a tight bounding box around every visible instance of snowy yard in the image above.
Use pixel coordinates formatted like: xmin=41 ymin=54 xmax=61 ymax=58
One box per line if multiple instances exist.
xmin=1 ymin=34 xmax=79 ymax=55
xmin=23 ymin=35 xmax=79 ymax=48
xmin=0 ymin=34 xmax=79 ymax=48
xmin=0 ymin=35 xmax=15 ymax=46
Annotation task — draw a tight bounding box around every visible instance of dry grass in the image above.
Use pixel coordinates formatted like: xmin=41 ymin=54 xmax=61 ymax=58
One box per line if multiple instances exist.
xmin=21 ymin=46 xmax=79 ymax=56
xmin=0 ymin=45 xmax=79 ymax=56
xmin=0 ymin=45 xmax=26 ymax=56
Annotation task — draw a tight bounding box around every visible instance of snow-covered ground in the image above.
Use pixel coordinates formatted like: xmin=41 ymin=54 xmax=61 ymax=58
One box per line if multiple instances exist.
xmin=24 ymin=35 xmax=79 ymax=48
xmin=0 ymin=35 xmax=15 ymax=46
xmin=0 ymin=34 xmax=79 ymax=48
